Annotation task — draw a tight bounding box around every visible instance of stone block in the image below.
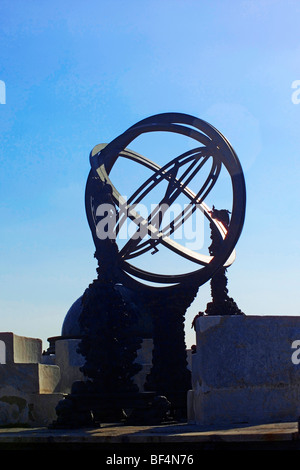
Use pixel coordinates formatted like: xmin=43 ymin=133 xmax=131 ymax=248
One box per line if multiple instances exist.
xmin=54 ymin=338 xmax=85 ymax=393
xmin=0 ymin=386 xmax=64 ymax=427
xmin=0 ymin=332 xmax=42 ymax=364
xmin=0 ymin=363 xmax=60 ymax=394
xmin=188 ymin=315 xmax=300 ymax=426
xmin=39 ymin=364 xmax=61 ymax=393
xmin=28 ymin=393 xmax=65 ymax=426
xmin=0 ymin=387 xmax=30 ymax=426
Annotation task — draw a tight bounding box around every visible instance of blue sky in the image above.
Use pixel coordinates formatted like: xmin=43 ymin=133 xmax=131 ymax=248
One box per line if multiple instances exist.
xmin=0 ymin=0 xmax=299 ymax=350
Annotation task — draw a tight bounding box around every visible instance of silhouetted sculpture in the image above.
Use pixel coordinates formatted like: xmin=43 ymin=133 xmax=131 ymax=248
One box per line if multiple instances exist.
xmin=52 ymin=113 xmax=246 ymax=428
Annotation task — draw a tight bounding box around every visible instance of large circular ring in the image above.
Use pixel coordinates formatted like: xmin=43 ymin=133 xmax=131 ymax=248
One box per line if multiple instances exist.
xmin=85 ymin=112 xmax=246 ymax=287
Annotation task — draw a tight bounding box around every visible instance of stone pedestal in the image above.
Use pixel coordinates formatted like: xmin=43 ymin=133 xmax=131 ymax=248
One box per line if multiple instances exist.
xmin=188 ymin=315 xmax=300 ymax=426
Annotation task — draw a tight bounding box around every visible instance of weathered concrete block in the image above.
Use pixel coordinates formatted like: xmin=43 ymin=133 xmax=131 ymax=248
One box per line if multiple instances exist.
xmin=54 ymin=338 xmax=85 ymax=393
xmin=0 ymin=332 xmax=42 ymax=364
xmin=28 ymin=393 xmax=65 ymax=426
xmin=0 ymin=387 xmax=30 ymax=426
xmin=0 ymin=386 xmax=64 ymax=427
xmin=188 ymin=315 xmax=300 ymax=426
xmin=0 ymin=363 xmax=60 ymax=394
xmin=38 ymin=364 xmax=61 ymax=393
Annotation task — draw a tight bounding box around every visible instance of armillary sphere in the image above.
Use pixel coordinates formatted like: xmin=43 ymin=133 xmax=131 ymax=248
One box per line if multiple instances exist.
xmin=85 ymin=112 xmax=246 ymax=287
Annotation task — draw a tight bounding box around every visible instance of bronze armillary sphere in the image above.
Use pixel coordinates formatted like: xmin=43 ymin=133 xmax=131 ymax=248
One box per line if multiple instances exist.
xmin=85 ymin=112 xmax=246 ymax=287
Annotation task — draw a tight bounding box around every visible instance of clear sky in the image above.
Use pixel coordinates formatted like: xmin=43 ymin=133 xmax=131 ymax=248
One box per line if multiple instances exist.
xmin=0 ymin=0 xmax=299 ymax=351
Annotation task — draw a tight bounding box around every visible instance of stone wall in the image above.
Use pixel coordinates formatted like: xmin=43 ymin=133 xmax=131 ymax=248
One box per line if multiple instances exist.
xmin=188 ymin=315 xmax=300 ymax=426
